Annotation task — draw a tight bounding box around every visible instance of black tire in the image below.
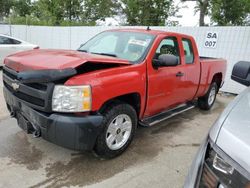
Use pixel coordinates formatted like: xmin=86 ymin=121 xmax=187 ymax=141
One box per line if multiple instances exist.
xmin=198 ymin=82 xmax=218 ymax=110
xmin=94 ymin=102 xmax=137 ymax=159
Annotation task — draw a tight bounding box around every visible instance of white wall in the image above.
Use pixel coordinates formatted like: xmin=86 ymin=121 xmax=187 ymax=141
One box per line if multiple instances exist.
xmin=1 ymin=25 xmax=250 ymax=94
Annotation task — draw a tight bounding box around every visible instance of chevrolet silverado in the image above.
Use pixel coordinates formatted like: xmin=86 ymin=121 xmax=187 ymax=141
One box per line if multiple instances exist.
xmin=2 ymin=29 xmax=227 ymax=158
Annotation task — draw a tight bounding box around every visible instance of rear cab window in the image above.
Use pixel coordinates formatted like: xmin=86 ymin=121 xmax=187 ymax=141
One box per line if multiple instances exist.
xmin=182 ymin=38 xmax=194 ymax=64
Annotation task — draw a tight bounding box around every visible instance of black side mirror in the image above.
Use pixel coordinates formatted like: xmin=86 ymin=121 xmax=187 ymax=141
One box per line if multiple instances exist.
xmin=231 ymin=61 xmax=250 ymax=86
xmin=153 ymin=54 xmax=178 ymax=68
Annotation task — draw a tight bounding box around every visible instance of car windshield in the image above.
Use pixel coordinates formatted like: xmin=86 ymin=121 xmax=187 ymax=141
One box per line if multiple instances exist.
xmin=78 ymin=31 xmax=155 ymax=63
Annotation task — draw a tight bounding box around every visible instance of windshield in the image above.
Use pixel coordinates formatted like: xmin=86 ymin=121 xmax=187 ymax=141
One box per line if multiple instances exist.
xmin=78 ymin=31 xmax=155 ymax=63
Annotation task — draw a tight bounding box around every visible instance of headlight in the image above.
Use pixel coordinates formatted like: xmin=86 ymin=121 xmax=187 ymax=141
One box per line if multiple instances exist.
xmin=52 ymin=85 xmax=91 ymax=112
xmin=213 ymin=153 xmax=234 ymax=175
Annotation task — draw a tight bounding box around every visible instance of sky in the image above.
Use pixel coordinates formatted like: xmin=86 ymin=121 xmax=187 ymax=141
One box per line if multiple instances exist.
xmin=172 ymin=0 xmax=200 ymax=26
xmin=172 ymin=0 xmax=211 ymax=26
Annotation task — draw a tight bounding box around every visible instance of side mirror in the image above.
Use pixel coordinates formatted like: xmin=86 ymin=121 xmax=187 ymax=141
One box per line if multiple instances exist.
xmin=153 ymin=54 xmax=178 ymax=68
xmin=231 ymin=61 xmax=250 ymax=86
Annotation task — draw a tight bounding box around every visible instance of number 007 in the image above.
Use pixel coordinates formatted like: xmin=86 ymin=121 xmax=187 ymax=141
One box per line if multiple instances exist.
xmin=205 ymin=41 xmax=216 ymax=47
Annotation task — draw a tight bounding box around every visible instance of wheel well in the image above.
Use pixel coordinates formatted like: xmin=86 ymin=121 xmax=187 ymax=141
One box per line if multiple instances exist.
xmin=212 ymin=73 xmax=222 ymax=92
xmin=99 ymin=93 xmax=141 ymax=116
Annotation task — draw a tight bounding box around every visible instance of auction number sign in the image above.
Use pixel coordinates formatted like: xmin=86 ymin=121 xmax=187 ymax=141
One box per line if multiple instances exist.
xmin=204 ymin=32 xmax=218 ymax=49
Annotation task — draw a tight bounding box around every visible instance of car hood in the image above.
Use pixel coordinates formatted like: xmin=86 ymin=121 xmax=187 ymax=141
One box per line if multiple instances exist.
xmin=4 ymin=49 xmax=131 ymax=72
xmin=215 ymin=87 xmax=250 ymax=172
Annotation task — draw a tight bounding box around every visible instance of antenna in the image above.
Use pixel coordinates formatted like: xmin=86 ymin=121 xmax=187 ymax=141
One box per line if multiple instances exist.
xmin=147 ymin=26 xmax=151 ymax=31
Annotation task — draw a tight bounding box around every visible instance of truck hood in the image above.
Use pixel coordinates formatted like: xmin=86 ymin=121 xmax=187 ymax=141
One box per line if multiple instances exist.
xmin=4 ymin=49 xmax=131 ymax=72
xmin=215 ymin=87 xmax=250 ymax=173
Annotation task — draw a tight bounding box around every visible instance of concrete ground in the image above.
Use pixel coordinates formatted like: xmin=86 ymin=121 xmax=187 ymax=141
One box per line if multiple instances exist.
xmin=0 ymin=69 xmax=234 ymax=188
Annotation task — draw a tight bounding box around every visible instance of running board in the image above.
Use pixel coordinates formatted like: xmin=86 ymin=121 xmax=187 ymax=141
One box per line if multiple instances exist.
xmin=140 ymin=103 xmax=195 ymax=126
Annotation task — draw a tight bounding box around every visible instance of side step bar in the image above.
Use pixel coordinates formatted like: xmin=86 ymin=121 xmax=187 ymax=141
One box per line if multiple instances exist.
xmin=140 ymin=103 xmax=195 ymax=126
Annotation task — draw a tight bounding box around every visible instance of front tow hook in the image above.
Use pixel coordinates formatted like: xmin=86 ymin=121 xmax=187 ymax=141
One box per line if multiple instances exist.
xmin=10 ymin=111 xmax=16 ymax=118
xmin=33 ymin=129 xmax=41 ymax=138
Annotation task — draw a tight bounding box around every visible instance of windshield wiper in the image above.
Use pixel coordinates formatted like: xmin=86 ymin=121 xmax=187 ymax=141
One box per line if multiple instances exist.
xmin=77 ymin=49 xmax=88 ymax=53
xmin=91 ymin=52 xmax=117 ymax=57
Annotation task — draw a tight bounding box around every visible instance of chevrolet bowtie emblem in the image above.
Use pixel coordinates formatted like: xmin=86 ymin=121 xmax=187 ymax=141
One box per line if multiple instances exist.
xmin=11 ymin=82 xmax=20 ymax=91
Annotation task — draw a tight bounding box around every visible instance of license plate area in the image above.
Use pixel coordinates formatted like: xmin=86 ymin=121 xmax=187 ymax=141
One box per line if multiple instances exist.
xmin=16 ymin=112 xmax=35 ymax=134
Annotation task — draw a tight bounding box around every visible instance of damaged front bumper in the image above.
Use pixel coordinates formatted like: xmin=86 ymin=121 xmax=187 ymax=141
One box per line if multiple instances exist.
xmin=4 ymin=87 xmax=103 ymax=151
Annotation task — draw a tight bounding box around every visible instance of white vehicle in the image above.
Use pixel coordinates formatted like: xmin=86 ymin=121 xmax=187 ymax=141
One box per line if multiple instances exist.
xmin=0 ymin=34 xmax=39 ymax=67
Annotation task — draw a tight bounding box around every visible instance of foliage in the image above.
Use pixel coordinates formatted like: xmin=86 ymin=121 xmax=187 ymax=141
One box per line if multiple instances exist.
xmin=183 ymin=0 xmax=210 ymax=26
xmin=0 ymin=0 xmax=14 ymax=22
xmin=1 ymin=0 xmax=249 ymax=26
xmin=13 ymin=0 xmax=33 ymax=17
xmin=122 ymin=0 xmax=175 ymax=26
xmin=210 ymin=0 xmax=250 ymax=26
xmin=82 ymin=0 xmax=120 ymax=24
xmin=184 ymin=0 xmax=250 ymax=26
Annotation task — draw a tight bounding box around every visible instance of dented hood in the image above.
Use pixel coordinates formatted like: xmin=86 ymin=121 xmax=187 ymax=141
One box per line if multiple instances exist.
xmin=4 ymin=49 xmax=131 ymax=72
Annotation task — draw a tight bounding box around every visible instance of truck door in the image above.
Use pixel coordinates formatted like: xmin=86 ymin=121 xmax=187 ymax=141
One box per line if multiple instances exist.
xmin=144 ymin=36 xmax=199 ymax=117
xmin=179 ymin=38 xmax=200 ymax=102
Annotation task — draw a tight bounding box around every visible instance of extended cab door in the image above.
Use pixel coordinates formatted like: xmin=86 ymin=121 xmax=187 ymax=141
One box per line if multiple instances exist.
xmin=179 ymin=37 xmax=200 ymax=101
xmin=144 ymin=35 xmax=200 ymax=117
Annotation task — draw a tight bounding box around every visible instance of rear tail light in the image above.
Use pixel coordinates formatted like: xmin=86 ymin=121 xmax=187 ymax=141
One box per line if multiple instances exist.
xmin=33 ymin=46 xmax=39 ymax=49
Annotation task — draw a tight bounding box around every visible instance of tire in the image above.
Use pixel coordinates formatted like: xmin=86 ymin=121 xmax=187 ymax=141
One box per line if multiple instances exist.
xmin=198 ymin=82 xmax=218 ymax=110
xmin=94 ymin=102 xmax=137 ymax=159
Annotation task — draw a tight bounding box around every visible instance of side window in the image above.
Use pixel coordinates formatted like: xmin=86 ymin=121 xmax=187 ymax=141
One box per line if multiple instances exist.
xmin=182 ymin=39 xmax=194 ymax=64
xmin=0 ymin=36 xmax=21 ymax=45
xmin=154 ymin=37 xmax=180 ymax=64
xmin=11 ymin=38 xmax=21 ymax=44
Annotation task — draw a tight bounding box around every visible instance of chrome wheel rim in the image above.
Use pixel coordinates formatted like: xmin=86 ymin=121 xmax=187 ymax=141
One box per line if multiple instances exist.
xmin=208 ymin=86 xmax=216 ymax=106
xmin=106 ymin=114 xmax=132 ymax=150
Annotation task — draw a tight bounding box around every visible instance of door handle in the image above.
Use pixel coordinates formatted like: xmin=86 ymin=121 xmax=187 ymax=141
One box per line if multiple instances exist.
xmin=176 ymin=72 xmax=184 ymax=77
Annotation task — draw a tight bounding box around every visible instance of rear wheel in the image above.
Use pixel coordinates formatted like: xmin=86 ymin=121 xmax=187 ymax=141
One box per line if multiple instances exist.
xmin=94 ymin=102 xmax=137 ymax=159
xmin=198 ymin=82 xmax=218 ymax=110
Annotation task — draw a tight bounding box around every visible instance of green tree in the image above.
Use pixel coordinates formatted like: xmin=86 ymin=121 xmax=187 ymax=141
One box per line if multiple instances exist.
xmin=182 ymin=0 xmax=210 ymax=26
xmin=210 ymin=0 xmax=250 ymax=26
xmin=197 ymin=0 xmax=209 ymax=26
xmin=32 ymin=0 xmax=65 ymax=25
xmin=32 ymin=0 xmax=85 ymax=25
xmin=122 ymin=0 xmax=175 ymax=26
xmin=63 ymin=0 xmax=83 ymax=22
xmin=0 ymin=0 xmax=14 ymax=22
xmin=12 ymin=0 xmax=33 ymax=17
xmin=82 ymin=0 xmax=120 ymax=24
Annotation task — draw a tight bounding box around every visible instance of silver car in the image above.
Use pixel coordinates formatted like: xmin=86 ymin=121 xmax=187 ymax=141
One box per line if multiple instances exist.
xmin=185 ymin=61 xmax=250 ymax=188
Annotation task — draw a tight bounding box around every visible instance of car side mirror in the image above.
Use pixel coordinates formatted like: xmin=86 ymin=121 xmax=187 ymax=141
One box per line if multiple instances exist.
xmin=153 ymin=54 xmax=178 ymax=68
xmin=231 ymin=61 xmax=250 ymax=86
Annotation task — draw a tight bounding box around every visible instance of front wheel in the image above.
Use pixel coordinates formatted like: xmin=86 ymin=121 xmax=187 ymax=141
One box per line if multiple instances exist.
xmin=198 ymin=82 xmax=218 ymax=110
xmin=94 ymin=102 xmax=137 ymax=159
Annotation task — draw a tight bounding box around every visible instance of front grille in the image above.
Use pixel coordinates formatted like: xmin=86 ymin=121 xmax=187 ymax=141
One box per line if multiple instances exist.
xmin=199 ymin=163 xmax=219 ymax=188
xmin=4 ymin=82 xmax=45 ymax=107
xmin=24 ymin=83 xmax=48 ymax=91
xmin=3 ymin=66 xmax=54 ymax=112
xmin=199 ymin=144 xmax=250 ymax=188
xmin=3 ymin=67 xmax=18 ymax=80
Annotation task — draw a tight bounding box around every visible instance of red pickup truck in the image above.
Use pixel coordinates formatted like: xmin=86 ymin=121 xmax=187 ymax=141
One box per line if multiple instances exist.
xmin=3 ymin=29 xmax=227 ymax=158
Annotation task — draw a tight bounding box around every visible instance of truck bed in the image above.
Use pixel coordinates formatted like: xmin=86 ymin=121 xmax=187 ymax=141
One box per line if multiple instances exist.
xmin=200 ymin=56 xmax=220 ymax=61
xmin=197 ymin=56 xmax=227 ymax=97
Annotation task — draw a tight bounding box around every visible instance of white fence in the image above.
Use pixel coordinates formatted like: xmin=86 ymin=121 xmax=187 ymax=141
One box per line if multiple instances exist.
xmin=1 ymin=25 xmax=250 ymax=94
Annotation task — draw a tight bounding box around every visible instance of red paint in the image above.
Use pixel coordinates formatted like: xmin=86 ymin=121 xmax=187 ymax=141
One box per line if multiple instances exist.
xmin=4 ymin=49 xmax=130 ymax=72
xmin=4 ymin=29 xmax=227 ymax=119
